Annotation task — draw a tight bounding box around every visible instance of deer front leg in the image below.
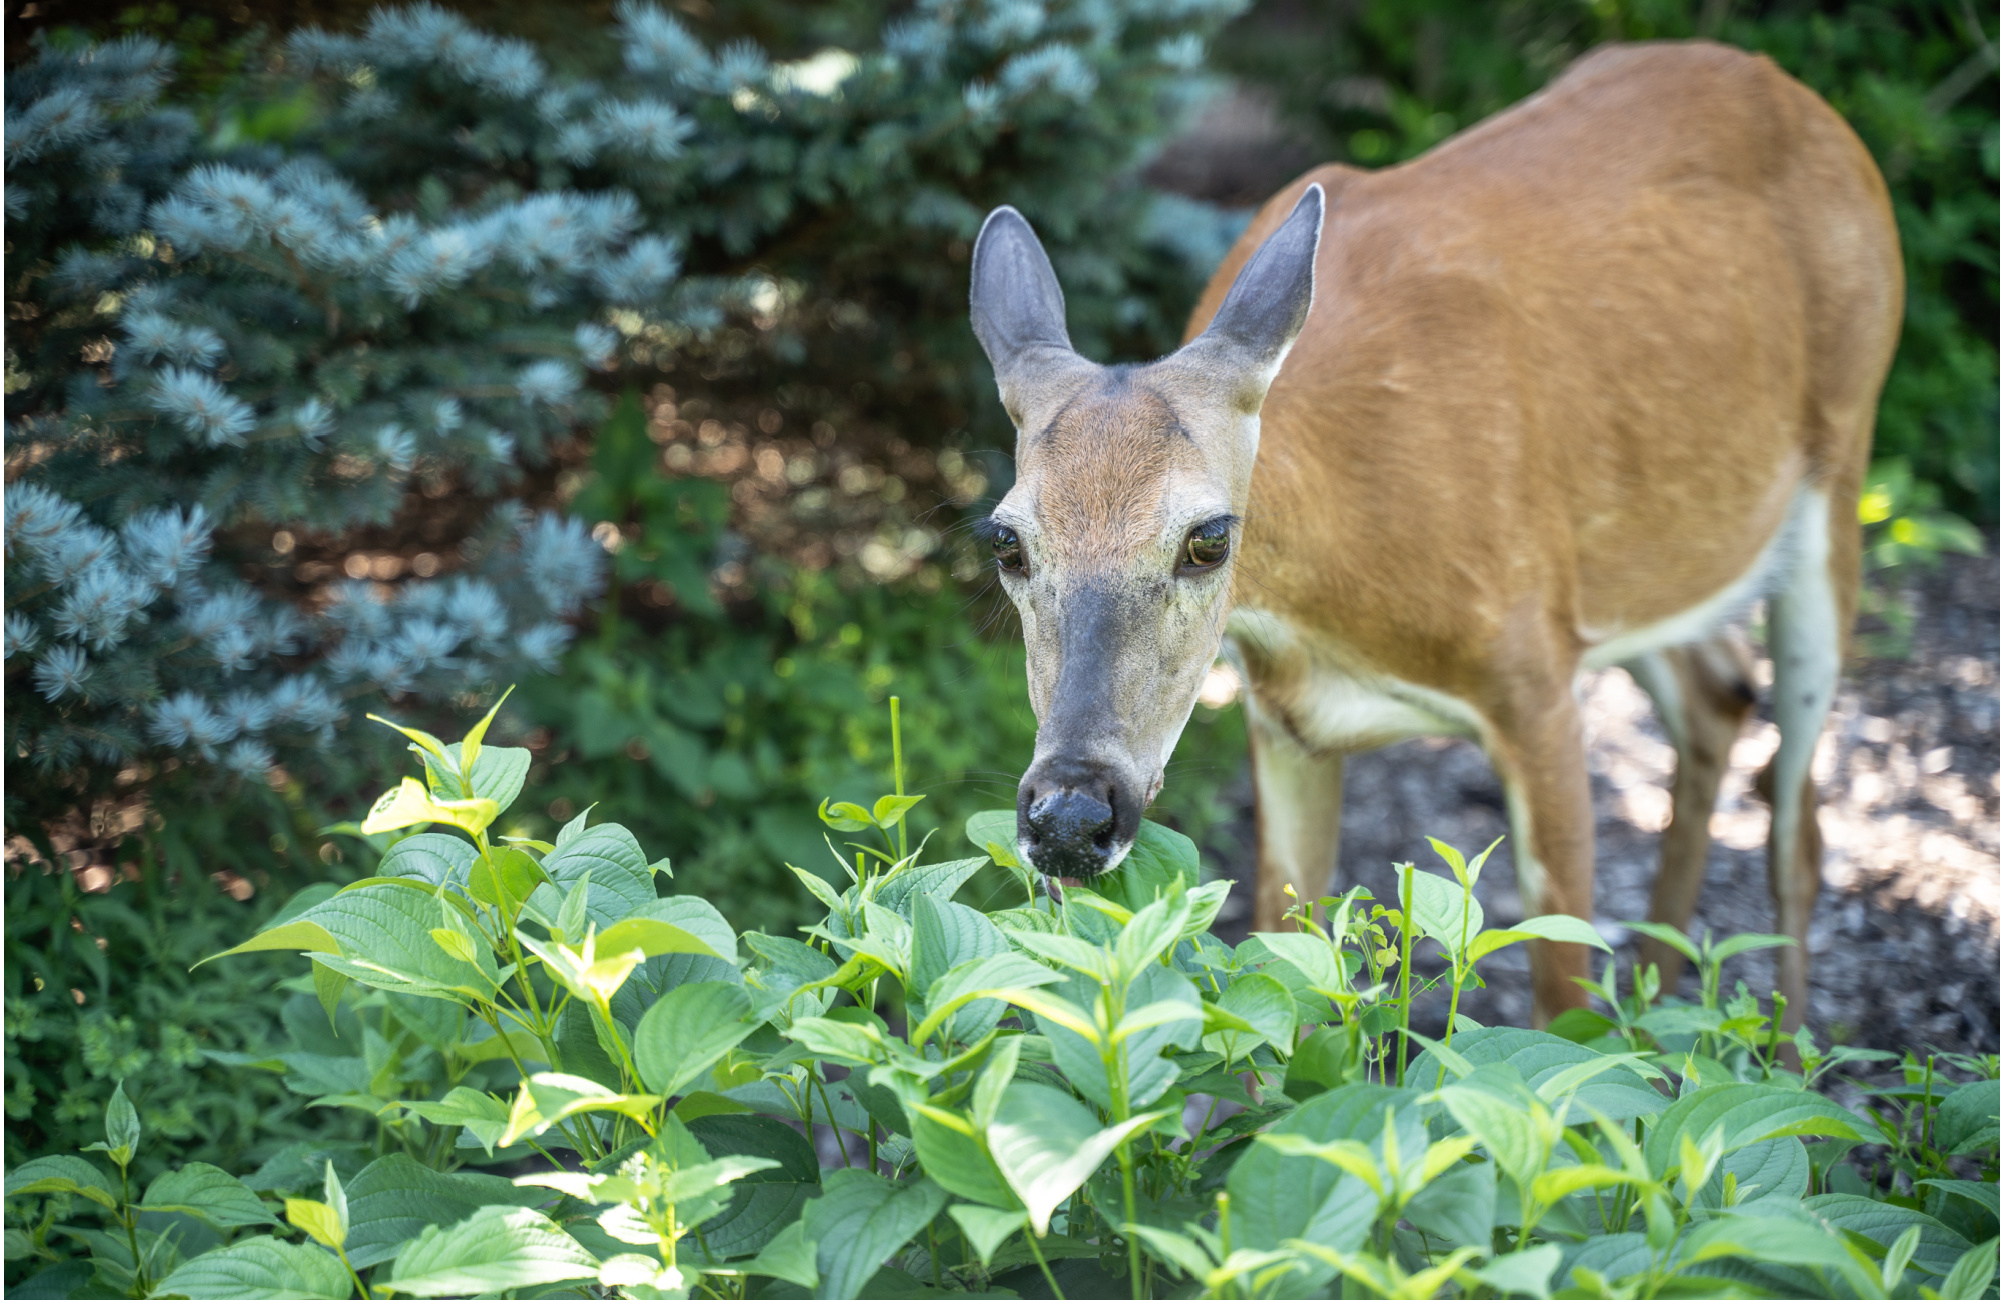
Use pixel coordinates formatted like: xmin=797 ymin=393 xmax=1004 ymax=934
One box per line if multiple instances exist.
xmin=1246 ymin=696 xmax=1346 ymax=932
xmin=1484 ymin=678 xmax=1598 ymax=1025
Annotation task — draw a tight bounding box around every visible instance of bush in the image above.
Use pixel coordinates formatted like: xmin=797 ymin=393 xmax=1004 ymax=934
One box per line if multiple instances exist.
xmin=7 ymin=703 xmax=1996 ymax=1300
xmin=1213 ymin=0 xmax=2000 ymax=525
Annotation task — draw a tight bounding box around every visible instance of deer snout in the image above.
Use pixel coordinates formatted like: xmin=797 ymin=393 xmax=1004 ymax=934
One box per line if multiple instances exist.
xmin=1017 ymin=759 xmax=1138 ymax=879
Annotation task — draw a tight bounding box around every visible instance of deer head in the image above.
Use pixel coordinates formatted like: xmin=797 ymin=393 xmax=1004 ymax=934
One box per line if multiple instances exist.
xmin=970 ymin=186 xmax=1323 ymax=881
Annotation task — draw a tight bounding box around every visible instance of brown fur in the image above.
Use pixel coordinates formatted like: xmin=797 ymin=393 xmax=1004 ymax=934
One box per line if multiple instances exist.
xmin=1184 ymin=42 xmax=1901 ymax=1022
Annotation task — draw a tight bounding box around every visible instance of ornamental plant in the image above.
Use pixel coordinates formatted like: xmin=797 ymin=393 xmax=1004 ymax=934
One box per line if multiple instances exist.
xmin=7 ymin=701 xmax=1999 ymax=1300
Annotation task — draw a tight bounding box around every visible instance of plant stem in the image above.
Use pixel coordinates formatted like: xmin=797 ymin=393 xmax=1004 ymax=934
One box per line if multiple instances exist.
xmin=1397 ymin=861 xmax=1415 ymax=1085
xmin=334 ymin=1241 xmax=373 ymax=1300
xmin=1025 ymin=1228 xmax=1071 ymax=1300
xmin=890 ymin=696 xmax=907 ymax=862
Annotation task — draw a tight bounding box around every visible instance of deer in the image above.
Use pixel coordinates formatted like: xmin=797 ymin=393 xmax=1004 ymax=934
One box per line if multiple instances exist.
xmin=967 ymin=41 xmax=1902 ymax=1031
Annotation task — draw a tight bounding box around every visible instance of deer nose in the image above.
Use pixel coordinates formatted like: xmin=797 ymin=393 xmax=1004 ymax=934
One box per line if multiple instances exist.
xmin=1018 ymin=772 xmax=1121 ymax=879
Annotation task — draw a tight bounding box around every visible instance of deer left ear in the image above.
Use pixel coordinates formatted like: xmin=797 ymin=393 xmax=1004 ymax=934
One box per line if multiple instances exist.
xmin=970 ymin=206 xmax=1097 ymax=431
xmin=1182 ymin=184 xmax=1323 ymax=404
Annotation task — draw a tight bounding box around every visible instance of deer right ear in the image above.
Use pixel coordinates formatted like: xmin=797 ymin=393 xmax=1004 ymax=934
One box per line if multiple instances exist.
xmin=1184 ymin=184 xmax=1324 ymax=406
xmin=970 ymin=207 xmax=1089 ymax=427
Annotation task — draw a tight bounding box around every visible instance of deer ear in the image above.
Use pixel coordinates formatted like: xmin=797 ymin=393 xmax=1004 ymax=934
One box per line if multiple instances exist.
xmin=1184 ymin=184 xmax=1324 ymax=403
xmin=970 ymin=207 xmax=1090 ymax=426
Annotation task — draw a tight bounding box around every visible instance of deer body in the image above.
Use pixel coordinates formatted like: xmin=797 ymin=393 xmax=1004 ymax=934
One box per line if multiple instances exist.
xmin=970 ymin=42 xmax=1900 ymax=1028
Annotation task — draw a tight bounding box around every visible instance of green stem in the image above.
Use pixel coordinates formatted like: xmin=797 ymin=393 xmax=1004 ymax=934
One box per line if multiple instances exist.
xmin=890 ymin=696 xmax=907 ymax=862
xmin=1025 ymin=1228 xmax=1071 ymax=1300
xmin=118 ymin=1164 xmax=144 ymax=1297
xmin=1119 ymin=1146 xmax=1143 ymax=1300
xmin=333 ymin=1241 xmax=373 ymax=1300
xmin=1396 ymin=862 xmax=1416 ymax=1086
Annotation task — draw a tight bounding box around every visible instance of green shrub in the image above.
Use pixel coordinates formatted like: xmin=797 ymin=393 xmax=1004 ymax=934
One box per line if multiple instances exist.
xmin=2 ymin=785 xmax=367 ymax=1183
xmin=8 ymin=703 xmax=1996 ymax=1300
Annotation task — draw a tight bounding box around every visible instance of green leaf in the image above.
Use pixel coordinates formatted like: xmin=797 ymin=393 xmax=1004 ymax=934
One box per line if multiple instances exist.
xmin=912 ymin=1104 xmax=1017 ymax=1208
xmin=987 ymin=1081 xmax=1168 ymax=1234
xmin=873 ymin=857 xmax=987 ymax=918
xmin=1043 ymin=963 xmax=1199 ymax=1113
xmin=454 ymin=686 xmax=514 ymax=790
xmin=1623 ymin=921 xmax=1699 ymax=964
xmin=870 ymin=794 xmax=925 ymax=828
xmin=1200 ymin=972 xmax=1296 ymax=1065
xmin=466 ymin=846 xmax=547 ymax=917
xmin=449 ymin=743 xmax=531 ymax=814
xmin=948 ymin=1205 xmax=1028 ymax=1268
xmin=1116 ymin=892 xmax=1192 ymax=975
xmin=1936 ymin=1080 xmax=2000 ymax=1156
xmin=1682 ymin=1211 xmax=1874 ymax=1294
xmin=340 ymin=1154 xmax=549 ymax=1269
xmin=362 ymin=778 xmax=498 ymax=838
xmin=534 ymin=823 xmax=656 ymax=927
xmin=1708 ymin=932 xmax=1796 ymax=965
xmin=100 ymin=1079 xmax=139 ymax=1166
xmin=1094 ymin=819 xmax=1199 ymax=912
xmin=1464 ymin=1242 xmax=1561 ymax=1298
xmin=909 ymin=894 xmax=1005 ymax=1042
xmin=1645 ymin=1085 xmax=1866 ymax=1177
xmin=286 ymin=1198 xmax=346 ymax=1250
xmin=1441 ymin=1087 xmax=1540 ymax=1187
xmin=377 ymin=834 xmax=479 ymax=888
xmin=964 ymin=809 xmax=1021 ymax=867
xmin=911 ymin=952 xmax=1062 ymax=1046
xmin=1226 ymin=1085 xmax=1395 ymax=1260
xmin=204 ymin=918 xmax=341 ymax=966
xmin=1409 ymin=1028 xmax=1665 ymax=1121
xmin=384 ymin=1205 xmax=599 ymax=1296
xmin=799 ymin=1170 xmax=949 ymax=1300
xmin=504 ymin=1073 xmax=661 ymax=1146
xmin=635 ymin=979 xmax=757 ymax=1097
xmin=686 ymin=1113 xmax=821 ymax=1260
xmin=1935 ymin=1236 xmax=1996 ymax=1300
xmin=141 ymin=1163 xmax=279 ymax=1228
xmin=3 ymin=1155 xmax=120 ymax=1210
xmin=1405 ymin=1158 xmax=1497 ymax=1248
xmin=153 ymin=1237 xmax=352 ymax=1300
xmin=1253 ymin=930 xmax=1346 ymax=995
xmin=1805 ymin=1194 xmax=1971 ymax=1278
xmin=1406 ymin=870 xmax=1484 ymax=953
xmin=404 ymin=1088 xmax=511 ymax=1155
xmin=732 ymin=1220 xmax=818 ymax=1286
xmin=1694 ymin=1138 xmax=1809 ymax=1211
xmin=1469 ymin=913 xmax=1613 ymax=964
xmin=596 ymin=914 xmax=724 ymax=963
xmin=635 ymin=896 xmax=738 ymax=962
xmin=1920 ymin=1178 xmax=2000 ymax=1238
xmin=819 ymin=799 xmax=876 ymax=832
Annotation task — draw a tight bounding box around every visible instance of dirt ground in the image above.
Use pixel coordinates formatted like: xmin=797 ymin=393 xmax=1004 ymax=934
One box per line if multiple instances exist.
xmin=1202 ymin=541 xmax=2000 ymax=1056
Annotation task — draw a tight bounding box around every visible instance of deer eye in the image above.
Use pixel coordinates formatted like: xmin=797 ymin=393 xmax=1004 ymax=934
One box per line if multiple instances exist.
xmin=991 ymin=525 xmax=1025 ymax=574
xmin=1182 ymin=520 xmax=1231 ymax=571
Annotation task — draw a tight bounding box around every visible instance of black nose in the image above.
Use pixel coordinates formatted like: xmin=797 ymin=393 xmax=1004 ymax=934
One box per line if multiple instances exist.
xmin=1020 ymin=784 xmax=1117 ymax=878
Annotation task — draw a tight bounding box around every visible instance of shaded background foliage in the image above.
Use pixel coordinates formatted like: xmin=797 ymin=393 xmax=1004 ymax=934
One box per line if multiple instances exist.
xmin=5 ymin=0 xmax=1995 ymax=1185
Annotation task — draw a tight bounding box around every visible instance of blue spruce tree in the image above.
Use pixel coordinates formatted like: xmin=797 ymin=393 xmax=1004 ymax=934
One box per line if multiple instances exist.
xmin=4 ymin=0 xmax=1248 ymax=829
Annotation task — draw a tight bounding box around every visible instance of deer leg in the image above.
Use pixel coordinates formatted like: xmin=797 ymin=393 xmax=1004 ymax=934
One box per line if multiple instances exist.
xmin=1485 ymin=674 xmax=1597 ymax=1026
xmin=1246 ymin=698 xmax=1346 ymax=933
xmin=1626 ymin=637 xmax=1756 ymax=993
xmin=1763 ymin=491 xmax=1841 ymax=1032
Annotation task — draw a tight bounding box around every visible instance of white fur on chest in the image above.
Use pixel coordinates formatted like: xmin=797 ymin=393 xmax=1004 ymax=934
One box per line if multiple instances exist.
xmin=1225 ymin=608 xmax=1484 ymax=751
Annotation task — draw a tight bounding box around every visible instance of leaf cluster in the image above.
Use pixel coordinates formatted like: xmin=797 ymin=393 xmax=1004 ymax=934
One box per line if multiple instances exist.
xmin=9 ymin=699 xmax=1998 ymax=1300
